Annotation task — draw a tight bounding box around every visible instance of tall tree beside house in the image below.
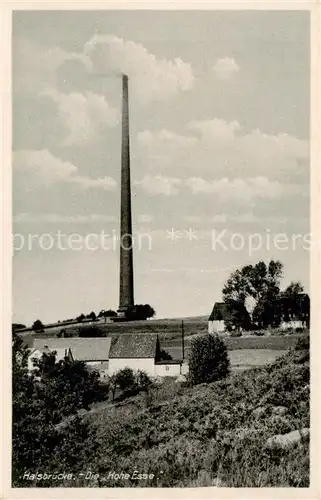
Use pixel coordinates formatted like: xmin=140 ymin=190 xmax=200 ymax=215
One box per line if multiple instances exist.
xmin=223 ymin=300 xmax=251 ymax=332
xmin=188 ymin=334 xmax=230 ymax=385
xmin=281 ymin=282 xmax=310 ymax=327
xmin=222 ymin=260 xmax=284 ymax=329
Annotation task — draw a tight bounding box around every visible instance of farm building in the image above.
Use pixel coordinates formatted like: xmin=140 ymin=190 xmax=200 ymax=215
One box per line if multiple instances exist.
xmin=31 ymin=335 xmax=187 ymax=378
xmin=32 ymin=338 xmax=111 ymax=379
xmin=27 ymin=346 xmax=73 ymax=374
xmin=208 ymin=302 xmax=226 ymax=334
xmin=109 ymin=333 xmax=185 ymax=377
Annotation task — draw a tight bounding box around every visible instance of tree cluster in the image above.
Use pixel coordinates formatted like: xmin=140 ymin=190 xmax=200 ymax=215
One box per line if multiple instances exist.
xmin=108 ymin=367 xmax=153 ymax=401
xmin=222 ymin=260 xmax=309 ymax=331
xmin=188 ymin=334 xmax=230 ymax=385
xmin=12 ymin=330 xmax=106 ymax=486
xmin=126 ymin=304 xmax=156 ymax=321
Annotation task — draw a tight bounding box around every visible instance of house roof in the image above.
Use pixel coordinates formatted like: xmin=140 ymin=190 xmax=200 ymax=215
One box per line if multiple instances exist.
xmin=208 ymin=302 xmax=227 ymax=321
xmin=109 ymin=334 xmax=158 ymax=359
xmin=32 ymin=338 xmax=111 ymax=361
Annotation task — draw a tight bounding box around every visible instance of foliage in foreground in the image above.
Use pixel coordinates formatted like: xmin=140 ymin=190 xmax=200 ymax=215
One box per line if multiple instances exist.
xmin=188 ymin=334 xmax=230 ymax=385
xmin=74 ymin=335 xmax=309 ymax=488
xmin=12 ymin=331 xmax=106 ymax=486
xmin=13 ymin=332 xmax=309 ymax=488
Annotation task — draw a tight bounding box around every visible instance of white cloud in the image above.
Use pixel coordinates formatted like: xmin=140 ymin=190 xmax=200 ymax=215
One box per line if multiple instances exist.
xmin=188 ymin=119 xmax=241 ymax=141
xmin=43 ymin=89 xmax=119 ymax=146
xmin=84 ymin=34 xmax=195 ymax=102
xmin=137 ymin=120 xmax=309 ymax=183
xmin=138 ymin=214 xmax=154 ymax=224
xmin=212 ymin=214 xmax=228 ymax=224
xmin=213 ymin=57 xmax=240 ymax=80
xmin=134 ymin=174 xmax=181 ymax=196
xmin=185 ymin=176 xmax=283 ymax=200
xmin=13 ymin=38 xmax=90 ymax=93
xmin=13 ymin=150 xmax=117 ymax=191
xmin=13 ymin=213 xmax=117 ymax=224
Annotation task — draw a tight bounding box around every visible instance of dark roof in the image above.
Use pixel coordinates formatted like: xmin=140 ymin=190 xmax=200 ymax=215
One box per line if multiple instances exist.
xmin=208 ymin=302 xmax=227 ymax=321
xmin=33 ymin=338 xmax=111 ymax=361
xmin=109 ymin=334 xmax=158 ymax=359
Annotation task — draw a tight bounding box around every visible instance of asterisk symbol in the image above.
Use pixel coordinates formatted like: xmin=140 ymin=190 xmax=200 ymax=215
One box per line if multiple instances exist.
xmin=184 ymin=228 xmax=198 ymax=241
xmin=166 ymin=228 xmax=182 ymax=241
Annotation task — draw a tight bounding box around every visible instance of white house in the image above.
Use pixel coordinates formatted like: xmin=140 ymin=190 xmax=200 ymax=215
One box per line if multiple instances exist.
xmin=280 ymin=320 xmax=304 ymax=330
xmin=208 ymin=303 xmax=226 ymax=334
xmin=32 ymin=338 xmax=111 ymax=379
xmin=32 ymin=335 xmax=186 ymax=378
xmin=109 ymin=334 xmax=158 ymax=377
xmin=27 ymin=346 xmax=73 ymax=374
xmin=109 ymin=334 xmax=186 ymax=378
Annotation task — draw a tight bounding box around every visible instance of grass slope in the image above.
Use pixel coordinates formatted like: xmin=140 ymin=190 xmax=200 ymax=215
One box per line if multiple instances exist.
xmin=67 ymin=338 xmax=309 ymax=488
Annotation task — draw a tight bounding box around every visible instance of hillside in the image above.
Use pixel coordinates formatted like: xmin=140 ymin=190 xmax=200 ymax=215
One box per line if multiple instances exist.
xmin=58 ymin=336 xmax=310 ymax=487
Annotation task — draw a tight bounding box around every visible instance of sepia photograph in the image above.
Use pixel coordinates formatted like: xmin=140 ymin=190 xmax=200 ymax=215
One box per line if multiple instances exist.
xmin=8 ymin=5 xmax=314 ymax=491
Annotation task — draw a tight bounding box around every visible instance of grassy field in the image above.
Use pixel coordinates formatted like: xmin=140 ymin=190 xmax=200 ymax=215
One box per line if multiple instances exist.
xmin=165 ymin=346 xmax=288 ymax=370
xmin=64 ymin=336 xmax=309 ymax=488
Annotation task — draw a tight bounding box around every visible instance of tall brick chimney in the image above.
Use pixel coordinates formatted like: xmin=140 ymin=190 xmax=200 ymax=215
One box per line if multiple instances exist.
xmin=118 ymin=74 xmax=134 ymax=315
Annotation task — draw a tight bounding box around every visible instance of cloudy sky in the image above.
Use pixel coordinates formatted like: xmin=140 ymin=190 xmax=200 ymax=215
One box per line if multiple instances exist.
xmin=12 ymin=10 xmax=310 ymax=325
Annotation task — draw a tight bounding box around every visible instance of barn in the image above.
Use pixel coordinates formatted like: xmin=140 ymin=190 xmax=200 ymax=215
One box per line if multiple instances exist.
xmin=109 ymin=334 xmax=184 ymax=377
xmin=109 ymin=334 xmax=158 ymax=377
xmin=31 ymin=335 xmax=186 ymax=378
xmin=208 ymin=302 xmax=226 ymax=334
xmin=27 ymin=345 xmax=73 ymax=374
xmin=32 ymin=338 xmax=111 ymax=379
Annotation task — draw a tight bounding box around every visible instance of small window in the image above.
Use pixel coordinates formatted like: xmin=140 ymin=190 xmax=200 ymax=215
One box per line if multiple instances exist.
xmin=165 ymin=366 xmax=169 ymax=371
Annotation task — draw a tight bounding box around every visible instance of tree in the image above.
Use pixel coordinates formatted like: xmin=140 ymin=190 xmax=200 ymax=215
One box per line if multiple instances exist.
xmin=104 ymin=309 xmax=118 ymax=318
xmin=127 ymin=304 xmax=156 ymax=321
xmin=115 ymin=367 xmax=137 ymax=395
xmin=222 ymin=260 xmax=284 ymax=329
xmin=188 ymin=334 xmax=230 ymax=385
xmin=12 ymin=331 xmax=106 ymax=486
xmin=32 ymin=319 xmax=44 ymax=332
xmin=108 ymin=374 xmax=118 ymax=401
xmin=135 ymin=370 xmax=153 ymax=392
xmin=76 ymin=314 xmax=85 ymax=322
xmin=223 ymin=299 xmax=251 ymax=332
xmin=281 ymin=282 xmax=304 ymax=321
xmin=87 ymin=311 xmax=97 ymax=321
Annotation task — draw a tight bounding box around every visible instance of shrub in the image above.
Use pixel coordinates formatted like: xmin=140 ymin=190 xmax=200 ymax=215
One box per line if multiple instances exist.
xmin=294 ymin=334 xmax=309 ymax=352
xmin=252 ymin=330 xmax=265 ymax=336
xmin=116 ymin=368 xmax=137 ymax=394
xmin=78 ymin=325 xmax=104 ymax=337
xmin=188 ymin=334 xmax=230 ymax=386
xmin=135 ymin=370 xmax=153 ymax=392
xmin=230 ymin=330 xmax=242 ymax=337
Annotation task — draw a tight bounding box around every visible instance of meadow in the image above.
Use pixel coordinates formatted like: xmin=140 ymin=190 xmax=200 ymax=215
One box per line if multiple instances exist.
xmin=55 ymin=335 xmax=309 ymax=487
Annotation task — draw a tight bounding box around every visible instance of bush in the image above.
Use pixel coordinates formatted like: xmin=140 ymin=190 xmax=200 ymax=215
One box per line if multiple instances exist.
xmin=116 ymin=368 xmax=137 ymax=394
xmin=78 ymin=325 xmax=104 ymax=338
xmin=135 ymin=370 xmax=153 ymax=391
xmin=188 ymin=334 xmax=230 ymax=386
xmin=230 ymin=330 xmax=242 ymax=337
xmin=252 ymin=330 xmax=265 ymax=336
xmin=294 ymin=334 xmax=309 ymax=352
